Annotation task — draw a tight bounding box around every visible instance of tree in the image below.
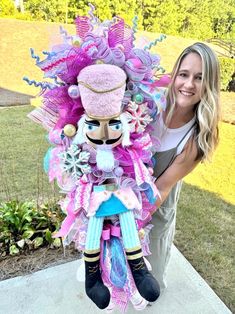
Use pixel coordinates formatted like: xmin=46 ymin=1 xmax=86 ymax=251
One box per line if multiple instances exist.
xmin=110 ymin=0 xmax=143 ymax=29
xmin=24 ymin=0 xmax=67 ymax=22
xmin=180 ymin=0 xmax=214 ymax=39
xmin=67 ymin=0 xmax=88 ymax=24
xmin=0 ymin=0 xmax=16 ymax=16
xmin=210 ymin=0 xmax=235 ymax=39
xmin=151 ymin=0 xmax=186 ymax=35
xmin=19 ymin=0 xmax=25 ymax=13
xmin=91 ymin=0 xmax=112 ymax=21
xmin=10 ymin=0 xmax=234 ymax=41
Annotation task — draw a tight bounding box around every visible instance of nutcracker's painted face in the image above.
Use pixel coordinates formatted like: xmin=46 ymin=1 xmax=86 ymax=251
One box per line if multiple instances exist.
xmin=84 ymin=117 xmax=123 ymax=148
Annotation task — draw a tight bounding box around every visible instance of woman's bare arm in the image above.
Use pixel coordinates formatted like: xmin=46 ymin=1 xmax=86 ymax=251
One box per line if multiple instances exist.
xmin=155 ymin=139 xmax=200 ymax=208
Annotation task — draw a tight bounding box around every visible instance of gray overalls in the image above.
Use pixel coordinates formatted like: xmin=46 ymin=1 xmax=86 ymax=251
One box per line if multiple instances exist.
xmin=148 ymin=124 xmax=195 ymax=290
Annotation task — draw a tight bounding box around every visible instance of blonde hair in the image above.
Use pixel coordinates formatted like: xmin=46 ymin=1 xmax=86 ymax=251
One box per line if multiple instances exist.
xmin=166 ymin=42 xmax=221 ymax=161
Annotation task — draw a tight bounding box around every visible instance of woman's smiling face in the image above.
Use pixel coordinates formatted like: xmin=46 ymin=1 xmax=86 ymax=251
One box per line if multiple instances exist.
xmin=174 ymin=52 xmax=203 ymax=110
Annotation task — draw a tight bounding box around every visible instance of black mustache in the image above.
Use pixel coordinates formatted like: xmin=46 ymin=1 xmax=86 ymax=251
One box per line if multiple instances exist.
xmin=106 ymin=135 xmax=122 ymax=144
xmin=86 ymin=135 xmax=103 ymax=145
xmin=86 ymin=134 xmax=122 ymax=145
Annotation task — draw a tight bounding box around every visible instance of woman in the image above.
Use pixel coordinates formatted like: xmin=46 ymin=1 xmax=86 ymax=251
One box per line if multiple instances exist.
xmin=149 ymin=42 xmax=221 ymax=290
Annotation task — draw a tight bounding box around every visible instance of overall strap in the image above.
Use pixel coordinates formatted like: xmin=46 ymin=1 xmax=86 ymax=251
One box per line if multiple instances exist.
xmin=176 ymin=122 xmax=196 ymax=149
xmin=165 ymin=122 xmax=196 ymax=172
xmin=154 ymin=121 xmax=196 ymax=179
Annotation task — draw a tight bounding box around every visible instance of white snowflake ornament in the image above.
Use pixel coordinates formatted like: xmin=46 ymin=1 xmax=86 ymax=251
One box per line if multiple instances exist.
xmin=125 ymin=101 xmax=152 ymax=133
xmin=60 ymin=144 xmax=91 ymax=180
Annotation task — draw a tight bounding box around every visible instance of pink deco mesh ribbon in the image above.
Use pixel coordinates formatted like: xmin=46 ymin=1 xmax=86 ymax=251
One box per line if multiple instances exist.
xmin=75 ymin=175 xmax=93 ymax=213
xmin=54 ymin=193 xmax=76 ymax=238
xmin=27 ymin=103 xmax=58 ymax=131
xmin=75 ymin=16 xmax=91 ymax=40
xmin=108 ymin=17 xmax=133 ymax=57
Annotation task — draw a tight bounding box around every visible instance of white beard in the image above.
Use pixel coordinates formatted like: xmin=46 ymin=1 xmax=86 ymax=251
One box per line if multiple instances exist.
xmin=96 ymin=145 xmax=115 ymax=172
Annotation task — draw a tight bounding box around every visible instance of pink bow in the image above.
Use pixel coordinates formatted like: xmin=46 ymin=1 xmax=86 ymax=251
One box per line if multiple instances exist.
xmin=102 ymin=224 xmax=121 ymax=240
xmin=143 ymin=74 xmax=171 ymax=93
xmin=53 ymin=198 xmax=77 ymax=238
xmin=152 ymin=74 xmax=171 ymax=87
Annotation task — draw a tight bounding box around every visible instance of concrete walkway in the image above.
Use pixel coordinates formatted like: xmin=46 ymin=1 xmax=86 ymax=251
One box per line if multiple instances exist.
xmin=0 ymin=245 xmax=231 ymax=314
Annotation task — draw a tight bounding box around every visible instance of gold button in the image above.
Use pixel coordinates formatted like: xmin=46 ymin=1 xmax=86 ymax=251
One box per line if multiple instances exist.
xmin=63 ymin=124 xmax=76 ymax=137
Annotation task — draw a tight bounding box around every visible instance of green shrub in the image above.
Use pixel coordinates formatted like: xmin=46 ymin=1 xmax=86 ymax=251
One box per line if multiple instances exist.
xmin=0 ymin=200 xmax=65 ymax=256
xmin=0 ymin=0 xmax=16 ymax=16
xmin=219 ymin=57 xmax=235 ymax=91
xmin=13 ymin=11 xmax=32 ymax=21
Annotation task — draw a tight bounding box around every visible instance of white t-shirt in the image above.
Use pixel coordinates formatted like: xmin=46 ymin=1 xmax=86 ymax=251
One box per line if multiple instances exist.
xmin=153 ymin=112 xmax=196 ymax=155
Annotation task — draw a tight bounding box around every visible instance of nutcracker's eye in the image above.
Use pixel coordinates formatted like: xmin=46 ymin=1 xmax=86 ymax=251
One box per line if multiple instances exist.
xmin=109 ymin=119 xmax=122 ymax=131
xmin=85 ymin=120 xmax=100 ymax=132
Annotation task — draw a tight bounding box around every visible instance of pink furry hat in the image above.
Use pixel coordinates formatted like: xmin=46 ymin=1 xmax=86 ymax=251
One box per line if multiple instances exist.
xmin=77 ymin=64 xmax=127 ymax=119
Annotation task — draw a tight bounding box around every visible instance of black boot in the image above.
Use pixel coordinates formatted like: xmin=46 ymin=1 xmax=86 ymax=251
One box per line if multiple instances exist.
xmin=126 ymin=249 xmax=160 ymax=302
xmin=84 ymin=250 xmax=110 ymax=309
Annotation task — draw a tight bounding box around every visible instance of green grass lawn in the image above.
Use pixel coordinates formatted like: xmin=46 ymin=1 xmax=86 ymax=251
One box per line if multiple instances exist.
xmin=175 ymin=121 xmax=235 ymax=311
xmin=0 ymin=106 xmax=55 ymax=202
xmin=0 ymin=105 xmax=234 ymax=311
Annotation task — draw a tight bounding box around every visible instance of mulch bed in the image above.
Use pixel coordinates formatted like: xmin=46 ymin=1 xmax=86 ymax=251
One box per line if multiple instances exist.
xmin=0 ymin=245 xmax=81 ymax=281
